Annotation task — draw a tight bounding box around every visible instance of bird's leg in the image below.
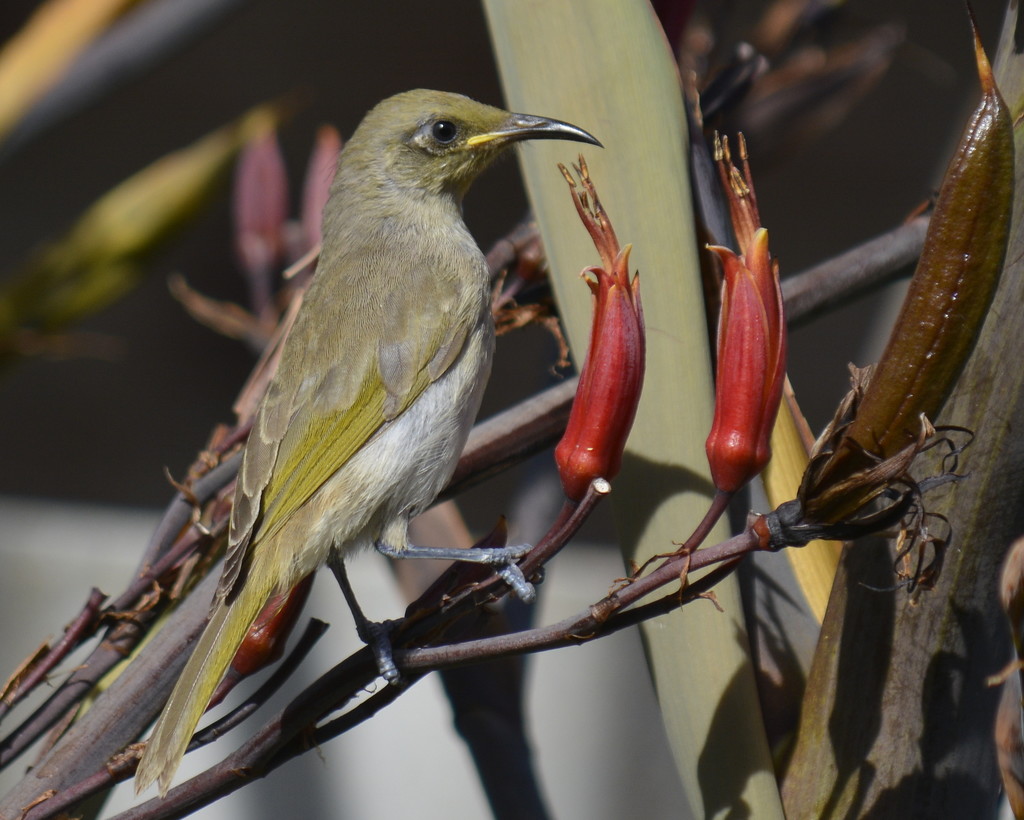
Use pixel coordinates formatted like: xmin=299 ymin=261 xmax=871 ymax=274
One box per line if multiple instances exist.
xmin=375 ymin=542 xmax=536 ymax=603
xmin=328 ymin=556 xmax=400 ymax=684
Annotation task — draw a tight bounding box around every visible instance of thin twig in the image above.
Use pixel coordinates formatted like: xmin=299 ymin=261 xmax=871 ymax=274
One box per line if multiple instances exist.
xmin=441 ymin=478 xmax=610 ymax=609
xmin=16 ymin=626 xmax=334 ymax=818
xmin=399 ymin=557 xmax=746 ymax=673
xmin=0 ymin=589 xmax=105 ymax=721
xmin=134 ymin=451 xmax=243 ymax=576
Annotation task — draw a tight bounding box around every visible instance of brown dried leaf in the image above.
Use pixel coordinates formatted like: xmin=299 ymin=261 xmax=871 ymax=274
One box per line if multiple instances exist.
xmin=1 ymin=640 xmax=50 ymax=704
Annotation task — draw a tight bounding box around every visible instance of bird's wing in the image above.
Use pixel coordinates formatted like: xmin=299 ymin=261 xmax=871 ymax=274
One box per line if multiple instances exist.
xmin=219 ymin=245 xmax=481 ymax=598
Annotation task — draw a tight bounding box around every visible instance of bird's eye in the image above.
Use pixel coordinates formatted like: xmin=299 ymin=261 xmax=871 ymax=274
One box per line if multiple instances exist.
xmin=431 ymin=120 xmax=458 ymax=144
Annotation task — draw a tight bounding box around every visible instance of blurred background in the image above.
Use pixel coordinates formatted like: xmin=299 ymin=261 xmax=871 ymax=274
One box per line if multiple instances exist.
xmin=0 ymin=0 xmax=1010 ymax=817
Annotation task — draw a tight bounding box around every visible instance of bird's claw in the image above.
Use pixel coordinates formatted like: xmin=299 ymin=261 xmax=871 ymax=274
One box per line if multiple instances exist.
xmin=359 ymin=618 xmax=400 ymax=684
xmin=497 ymin=561 xmax=536 ymax=603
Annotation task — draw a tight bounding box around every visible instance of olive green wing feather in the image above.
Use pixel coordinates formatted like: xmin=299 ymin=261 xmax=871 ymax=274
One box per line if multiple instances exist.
xmin=220 ymin=250 xmax=478 ymax=597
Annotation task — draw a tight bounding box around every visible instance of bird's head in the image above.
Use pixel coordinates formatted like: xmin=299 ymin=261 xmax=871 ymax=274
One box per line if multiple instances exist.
xmin=344 ymin=89 xmax=600 ymax=200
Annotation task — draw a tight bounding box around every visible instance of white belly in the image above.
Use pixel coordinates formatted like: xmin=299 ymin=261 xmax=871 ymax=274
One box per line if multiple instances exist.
xmin=275 ymin=319 xmax=494 ymax=581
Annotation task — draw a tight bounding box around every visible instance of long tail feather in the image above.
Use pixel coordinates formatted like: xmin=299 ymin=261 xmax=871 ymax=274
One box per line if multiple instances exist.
xmin=135 ymin=575 xmax=272 ymax=796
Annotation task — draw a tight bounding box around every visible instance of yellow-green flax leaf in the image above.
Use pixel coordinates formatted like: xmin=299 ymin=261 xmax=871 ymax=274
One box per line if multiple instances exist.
xmin=0 ymin=0 xmax=142 ymax=140
xmin=0 ymin=104 xmax=280 ymax=359
xmin=763 ymin=383 xmax=841 ymax=624
xmin=482 ymin=2 xmax=782 ymax=817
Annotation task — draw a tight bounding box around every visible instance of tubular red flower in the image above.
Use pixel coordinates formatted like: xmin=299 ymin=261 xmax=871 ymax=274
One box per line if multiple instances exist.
xmin=555 ymin=158 xmax=645 ymax=502
xmin=556 ymin=248 xmax=645 ymax=501
xmin=705 ymin=227 xmax=786 ymax=493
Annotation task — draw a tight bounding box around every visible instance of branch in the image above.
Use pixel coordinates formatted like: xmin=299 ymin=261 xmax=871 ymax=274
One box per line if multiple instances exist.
xmin=0 ymin=588 xmax=105 ymax=721
xmin=95 ymin=550 xmax=750 ymax=820
xmin=782 ymin=214 xmax=929 ymax=327
xmin=15 ymin=620 xmax=329 ymax=820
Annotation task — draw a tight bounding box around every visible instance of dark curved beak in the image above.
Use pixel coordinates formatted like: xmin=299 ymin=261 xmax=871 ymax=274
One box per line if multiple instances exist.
xmin=467 ymin=113 xmax=602 ymax=148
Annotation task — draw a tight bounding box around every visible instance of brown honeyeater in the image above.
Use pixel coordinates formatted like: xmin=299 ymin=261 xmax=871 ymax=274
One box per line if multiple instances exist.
xmin=134 ymin=89 xmax=599 ymax=796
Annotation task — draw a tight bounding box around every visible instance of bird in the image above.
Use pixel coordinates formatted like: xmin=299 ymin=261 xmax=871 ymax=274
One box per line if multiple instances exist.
xmin=134 ymin=89 xmax=599 ymax=796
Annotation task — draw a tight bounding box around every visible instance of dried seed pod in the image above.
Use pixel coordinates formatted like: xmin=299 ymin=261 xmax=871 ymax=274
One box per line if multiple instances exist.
xmin=805 ymin=26 xmax=1014 ymax=523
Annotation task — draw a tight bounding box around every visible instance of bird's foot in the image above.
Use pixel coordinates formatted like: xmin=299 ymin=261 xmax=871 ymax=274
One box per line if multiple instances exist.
xmin=376 ymin=542 xmax=535 ymax=603
xmin=358 ymin=617 xmax=400 ymax=685
xmin=329 ymin=558 xmax=400 ymax=684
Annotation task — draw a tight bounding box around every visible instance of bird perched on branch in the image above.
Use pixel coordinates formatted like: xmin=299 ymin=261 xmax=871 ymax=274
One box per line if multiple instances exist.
xmin=135 ymin=89 xmax=599 ymax=796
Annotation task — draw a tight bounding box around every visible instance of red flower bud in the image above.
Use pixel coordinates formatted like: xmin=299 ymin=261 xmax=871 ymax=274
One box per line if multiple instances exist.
xmin=555 ymin=158 xmax=645 ymax=502
xmin=209 ymin=573 xmax=313 ymax=708
xmin=705 ymin=228 xmax=786 ymax=493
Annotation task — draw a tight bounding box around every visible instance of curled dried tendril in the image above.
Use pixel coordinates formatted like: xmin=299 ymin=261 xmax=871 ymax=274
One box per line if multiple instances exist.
xmin=755 ymin=372 xmax=973 ymax=593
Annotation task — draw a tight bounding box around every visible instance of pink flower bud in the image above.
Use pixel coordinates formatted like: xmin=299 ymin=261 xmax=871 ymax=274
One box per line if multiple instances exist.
xmin=233 ymin=130 xmax=289 ymax=277
xmin=300 ymin=125 xmax=342 ymax=252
